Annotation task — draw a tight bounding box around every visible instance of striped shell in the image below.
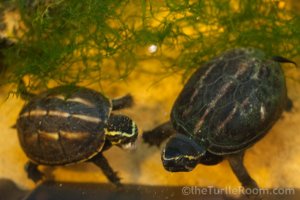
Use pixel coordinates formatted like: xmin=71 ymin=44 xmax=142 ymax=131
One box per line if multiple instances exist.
xmin=17 ymin=86 xmax=111 ymax=165
xmin=171 ymin=48 xmax=287 ymax=155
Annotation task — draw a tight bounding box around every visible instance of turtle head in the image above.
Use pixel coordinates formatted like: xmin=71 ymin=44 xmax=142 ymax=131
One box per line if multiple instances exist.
xmin=161 ymin=134 xmax=205 ymax=172
xmin=106 ymin=114 xmax=138 ymax=150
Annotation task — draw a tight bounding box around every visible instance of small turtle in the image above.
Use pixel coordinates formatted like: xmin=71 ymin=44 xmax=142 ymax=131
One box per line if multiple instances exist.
xmin=143 ymin=48 xmax=295 ymax=191
xmin=16 ymin=81 xmax=138 ymax=186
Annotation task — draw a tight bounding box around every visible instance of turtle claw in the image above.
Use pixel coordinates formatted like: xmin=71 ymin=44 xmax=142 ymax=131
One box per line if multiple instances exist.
xmin=25 ymin=161 xmax=44 ymax=183
xmin=111 ymin=172 xmax=122 ymax=188
xmin=91 ymin=154 xmax=123 ymax=187
xmin=285 ymin=98 xmax=293 ymax=112
xmin=29 ymin=170 xmax=44 ymax=183
xmin=105 ymin=169 xmax=122 ymax=187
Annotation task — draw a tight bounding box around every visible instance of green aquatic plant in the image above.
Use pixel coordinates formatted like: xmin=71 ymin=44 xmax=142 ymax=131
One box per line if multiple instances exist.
xmin=1 ymin=0 xmax=300 ymax=91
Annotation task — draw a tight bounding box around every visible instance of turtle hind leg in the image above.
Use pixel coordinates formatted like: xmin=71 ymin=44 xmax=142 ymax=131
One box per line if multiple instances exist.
xmin=227 ymin=152 xmax=260 ymax=199
xmin=25 ymin=161 xmax=44 ymax=183
xmin=91 ymin=153 xmax=122 ymax=187
xmin=143 ymin=121 xmax=175 ymax=147
xmin=112 ymin=94 xmax=133 ymax=110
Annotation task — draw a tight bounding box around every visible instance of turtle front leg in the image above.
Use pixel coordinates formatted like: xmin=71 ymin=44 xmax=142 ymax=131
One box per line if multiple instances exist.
xmin=142 ymin=121 xmax=175 ymax=147
xmin=112 ymin=94 xmax=133 ymax=110
xmin=227 ymin=152 xmax=260 ymax=199
xmin=25 ymin=161 xmax=44 ymax=183
xmin=91 ymin=153 xmax=121 ymax=187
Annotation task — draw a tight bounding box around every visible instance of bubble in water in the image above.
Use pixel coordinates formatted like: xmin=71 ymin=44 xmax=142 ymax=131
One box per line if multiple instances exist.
xmin=148 ymin=44 xmax=158 ymax=53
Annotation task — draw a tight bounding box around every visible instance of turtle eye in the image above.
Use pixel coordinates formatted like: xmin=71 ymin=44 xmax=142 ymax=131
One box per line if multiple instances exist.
xmin=161 ymin=134 xmax=205 ymax=172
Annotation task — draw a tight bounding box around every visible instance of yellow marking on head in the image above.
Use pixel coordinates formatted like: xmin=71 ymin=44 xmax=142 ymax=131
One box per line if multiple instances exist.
xmin=132 ymin=121 xmax=137 ymax=137
xmin=162 ymin=154 xmax=198 ymax=161
xmin=111 ymin=140 xmax=122 ymax=145
xmin=182 ymin=155 xmax=199 ymax=160
xmin=60 ymin=131 xmax=89 ymax=140
xmin=162 ymin=149 xmax=201 ymax=161
xmin=38 ymin=131 xmax=59 ymax=141
xmin=106 ymin=121 xmax=137 ymax=138
xmin=106 ymin=131 xmax=134 ymax=138
xmin=106 ymin=131 xmax=123 ymax=136
xmin=72 ymin=114 xmax=101 ymax=123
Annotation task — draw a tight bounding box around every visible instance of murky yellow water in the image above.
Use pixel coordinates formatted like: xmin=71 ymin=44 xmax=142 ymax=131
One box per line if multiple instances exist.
xmin=1 ymin=58 xmax=300 ymax=191
xmin=1 ymin=1 xmax=300 ymax=194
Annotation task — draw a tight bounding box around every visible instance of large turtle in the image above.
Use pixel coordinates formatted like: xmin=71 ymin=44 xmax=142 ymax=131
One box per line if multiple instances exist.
xmin=143 ymin=48 xmax=295 ymax=191
xmin=16 ymin=81 xmax=138 ymax=186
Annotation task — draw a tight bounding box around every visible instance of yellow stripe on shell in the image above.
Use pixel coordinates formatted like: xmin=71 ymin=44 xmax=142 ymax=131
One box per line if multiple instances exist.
xmin=48 ymin=110 xmax=70 ymax=118
xmin=20 ymin=109 xmax=47 ymax=117
xmin=67 ymin=97 xmax=95 ymax=107
xmin=50 ymin=95 xmax=95 ymax=107
xmin=26 ymin=133 xmax=38 ymax=143
xmin=59 ymin=131 xmax=89 ymax=140
xmin=38 ymin=130 xmax=59 ymax=141
xmin=51 ymin=95 xmax=65 ymax=100
xmin=72 ymin=114 xmax=101 ymax=123
xmin=20 ymin=110 xmax=101 ymax=124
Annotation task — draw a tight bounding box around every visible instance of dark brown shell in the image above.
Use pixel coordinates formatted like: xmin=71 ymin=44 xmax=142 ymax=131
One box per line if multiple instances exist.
xmin=17 ymin=86 xmax=111 ymax=165
xmin=171 ymin=48 xmax=287 ymax=155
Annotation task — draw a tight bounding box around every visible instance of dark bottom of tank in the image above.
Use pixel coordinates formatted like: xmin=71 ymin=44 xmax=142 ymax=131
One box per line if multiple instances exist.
xmin=1 ymin=179 xmax=299 ymax=200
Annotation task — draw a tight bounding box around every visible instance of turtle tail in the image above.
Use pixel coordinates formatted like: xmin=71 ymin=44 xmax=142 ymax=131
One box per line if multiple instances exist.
xmin=272 ymin=56 xmax=297 ymax=67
